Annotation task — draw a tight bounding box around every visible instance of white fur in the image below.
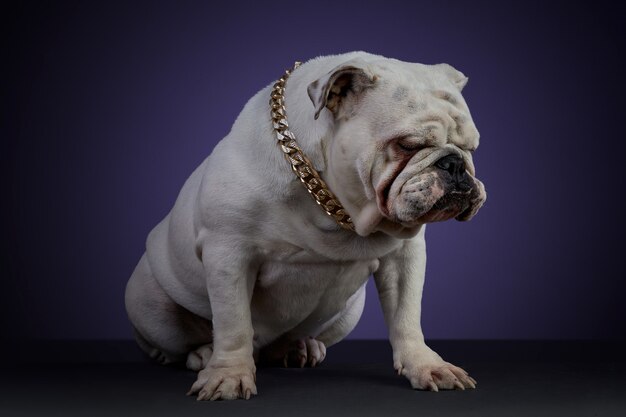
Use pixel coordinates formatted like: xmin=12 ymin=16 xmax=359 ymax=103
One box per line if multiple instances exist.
xmin=125 ymin=52 xmax=484 ymax=400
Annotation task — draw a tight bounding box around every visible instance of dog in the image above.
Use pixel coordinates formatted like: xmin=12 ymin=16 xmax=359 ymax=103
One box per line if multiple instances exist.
xmin=125 ymin=51 xmax=486 ymax=400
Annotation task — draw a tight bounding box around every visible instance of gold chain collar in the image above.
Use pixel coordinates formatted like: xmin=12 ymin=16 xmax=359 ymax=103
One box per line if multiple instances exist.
xmin=269 ymin=62 xmax=355 ymax=232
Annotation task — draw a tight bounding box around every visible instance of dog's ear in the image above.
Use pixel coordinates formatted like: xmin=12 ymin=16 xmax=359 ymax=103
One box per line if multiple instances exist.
xmin=307 ymin=59 xmax=377 ymax=120
xmin=434 ymin=63 xmax=468 ymax=91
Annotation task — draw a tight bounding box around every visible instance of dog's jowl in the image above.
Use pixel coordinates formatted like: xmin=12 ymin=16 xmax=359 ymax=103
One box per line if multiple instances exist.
xmin=125 ymin=51 xmax=486 ymax=401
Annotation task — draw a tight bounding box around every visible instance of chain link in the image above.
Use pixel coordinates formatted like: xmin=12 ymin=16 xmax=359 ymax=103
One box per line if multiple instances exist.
xmin=270 ymin=62 xmax=355 ymax=231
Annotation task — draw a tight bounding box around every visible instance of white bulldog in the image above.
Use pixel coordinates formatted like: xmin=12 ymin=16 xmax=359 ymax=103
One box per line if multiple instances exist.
xmin=125 ymin=51 xmax=486 ymax=401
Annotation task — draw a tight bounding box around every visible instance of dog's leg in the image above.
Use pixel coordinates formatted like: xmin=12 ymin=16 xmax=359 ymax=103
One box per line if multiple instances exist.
xmin=125 ymin=253 xmax=212 ymax=364
xmin=373 ymin=227 xmax=477 ymax=391
xmin=315 ymin=282 xmax=367 ymax=348
xmin=186 ymin=242 xmax=258 ymax=401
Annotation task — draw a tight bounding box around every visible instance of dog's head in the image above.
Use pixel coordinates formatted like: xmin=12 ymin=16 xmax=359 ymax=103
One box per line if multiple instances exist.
xmin=307 ymin=55 xmax=486 ymax=237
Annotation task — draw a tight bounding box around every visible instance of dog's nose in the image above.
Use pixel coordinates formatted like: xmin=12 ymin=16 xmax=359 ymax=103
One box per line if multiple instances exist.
xmin=435 ymin=154 xmax=470 ymax=190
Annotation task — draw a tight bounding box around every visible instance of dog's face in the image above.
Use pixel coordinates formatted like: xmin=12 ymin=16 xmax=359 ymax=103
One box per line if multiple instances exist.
xmin=308 ymin=57 xmax=486 ymax=236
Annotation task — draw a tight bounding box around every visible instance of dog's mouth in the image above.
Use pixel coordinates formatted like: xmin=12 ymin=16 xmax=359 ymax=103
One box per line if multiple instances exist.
xmin=376 ymin=169 xmax=477 ymax=226
xmin=372 ymin=145 xmax=486 ymax=228
xmin=415 ymin=191 xmax=471 ymax=223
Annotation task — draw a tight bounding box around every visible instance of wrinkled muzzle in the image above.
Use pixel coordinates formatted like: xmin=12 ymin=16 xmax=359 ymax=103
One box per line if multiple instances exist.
xmin=386 ymin=153 xmax=486 ymax=226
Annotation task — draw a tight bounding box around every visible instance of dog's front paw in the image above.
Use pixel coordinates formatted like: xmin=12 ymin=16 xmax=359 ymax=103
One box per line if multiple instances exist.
xmin=187 ymin=361 xmax=257 ymax=401
xmin=394 ymin=346 xmax=476 ymax=392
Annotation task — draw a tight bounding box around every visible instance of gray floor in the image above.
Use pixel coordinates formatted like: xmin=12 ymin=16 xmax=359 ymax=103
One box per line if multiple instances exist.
xmin=1 ymin=340 xmax=625 ymax=416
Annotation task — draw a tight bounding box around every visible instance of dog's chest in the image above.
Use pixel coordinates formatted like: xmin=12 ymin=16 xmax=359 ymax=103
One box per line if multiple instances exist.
xmin=251 ymin=246 xmax=378 ymax=329
xmin=256 ymin=257 xmax=376 ymax=292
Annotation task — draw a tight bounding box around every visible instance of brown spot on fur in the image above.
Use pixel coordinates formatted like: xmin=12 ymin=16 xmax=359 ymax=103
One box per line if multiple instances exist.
xmin=407 ymin=100 xmax=426 ymax=112
xmin=392 ymin=86 xmax=409 ymax=101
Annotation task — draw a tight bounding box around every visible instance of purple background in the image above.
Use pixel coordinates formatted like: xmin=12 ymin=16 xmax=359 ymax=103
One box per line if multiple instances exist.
xmin=3 ymin=1 xmax=625 ymax=341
